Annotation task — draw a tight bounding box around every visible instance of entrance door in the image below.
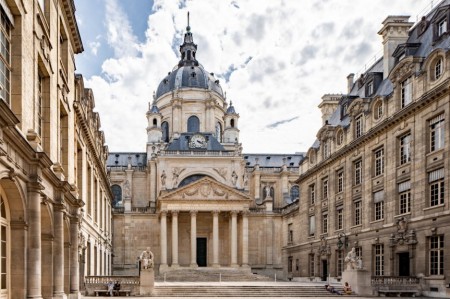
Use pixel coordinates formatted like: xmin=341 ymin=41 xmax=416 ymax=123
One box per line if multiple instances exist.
xmin=197 ymin=238 xmax=207 ymax=267
xmin=398 ymin=252 xmax=410 ymax=276
xmin=321 ymin=260 xmax=328 ymax=281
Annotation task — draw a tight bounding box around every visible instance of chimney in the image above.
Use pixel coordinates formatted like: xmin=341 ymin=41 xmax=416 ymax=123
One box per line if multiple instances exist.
xmin=318 ymin=94 xmax=341 ymax=126
xmin=378 ymin=16 xmax=413 ymax=79
xmin=347 ymin=73 xmax=354 ymax=93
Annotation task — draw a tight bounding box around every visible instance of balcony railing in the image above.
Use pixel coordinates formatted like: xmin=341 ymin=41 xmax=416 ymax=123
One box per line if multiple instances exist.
xmin=371 ymin=276 xmax=419 ymax=286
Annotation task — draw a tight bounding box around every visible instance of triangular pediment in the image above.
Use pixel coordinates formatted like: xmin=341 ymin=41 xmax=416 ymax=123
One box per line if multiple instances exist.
xmin=159 ymin=177 xmax=251 ymax=202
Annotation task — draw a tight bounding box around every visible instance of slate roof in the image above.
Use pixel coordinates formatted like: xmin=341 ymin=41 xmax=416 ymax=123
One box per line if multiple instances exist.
xmin=243 ymin=153 xmax=305 ymax=168
xmin=107 ymin=152 xmax=147 ymax=167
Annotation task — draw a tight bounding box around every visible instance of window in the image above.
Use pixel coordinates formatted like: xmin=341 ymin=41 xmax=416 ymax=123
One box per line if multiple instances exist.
xmin=288 ymin=256 xmax=293 ymax=272
xmin=336 ymin=207 xmax=343 ymax=230
xmin=374 ymin=244 xmax=384 ymax=276
xmin=161 ymin=121 xmax=169 ymax=142
xmin=187 ymin=115 xmax=200 ymax=132
xmin=374 ymin=148 xmax=384 ymax=177
xmin=429 ymin=168 xmax=444 ymax=207
xmin=215 ymin=122 xmax=222 ymax=142
xmin=430 ymin=114 xmax=444 ymax=152
xmin=111 ymin=185 xmax=122 ymax=207
xmin=374 ymin=100 xmax=383 ymax=120
xmin=296 ymin=259 xmax=299 ymax=271
xmin=290 ymin=185 xmax=299 ymax=202
xmin=309 ymin=215 xmax=315 ymax=236
xmin=374 ymin=190 xmax=384 ymax=221
xmin=309 ymin=254 xmax=315 ymax=277
xmin=322 ymin=178 xmax=328 ymax=200
xmin=354 ymin=160 xmax=362 ymax=185
xmin=37 ymin=73 xmax=43 ymax=137
xmin=434 ymin=58 xmax=443 ymax=80
xmin=354 ymin=200 xmax=362 ymax=226
xmin=399 ymin=134 xmax=411 ymax=165
xmin=367 ymin=81 xmax=374 ymax=96
xmin=336 ymin=250 xmax=343 ymax=277
xmin=322 ymin=213 xmax=328 ymax=234
xmin=322 ymin=139 xmax=330 ymax=159
xmin=309 ymin=184 xmax=315 ymax=205
xmin=355 ymin=115 xmax=363 ymax=138
xmin=401 ymin=77 xmax=412 ymax=108
xmin=288 ymin=224 xmax=293 ymax=244
xmin=429 ymin=235 xmax=444 ymax=275
xmin=398 ymin=181 xmax=411 ymax=215
xmin=0 ymin=7 xmax=11 ymax=104
xmin=337 ymin=130 xmax=344 ymax=146
xmin=337 ymin=170 xmax=344 ymax=193
xmin=438 ymin=19 xmax=447 ymax=36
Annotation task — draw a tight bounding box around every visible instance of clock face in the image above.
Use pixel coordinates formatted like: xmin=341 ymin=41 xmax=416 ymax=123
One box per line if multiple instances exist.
xmin=189 ymin=134 xmax=207 ymax=148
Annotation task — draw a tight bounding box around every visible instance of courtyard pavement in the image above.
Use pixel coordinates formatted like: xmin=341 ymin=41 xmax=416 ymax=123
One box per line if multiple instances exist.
xmin=81 ymin=280 xmax=433 ymax=298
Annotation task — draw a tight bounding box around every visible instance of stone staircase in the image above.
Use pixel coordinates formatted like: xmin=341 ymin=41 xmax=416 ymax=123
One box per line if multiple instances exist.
xmin=153 ymin=285 xmax=344 ymax=297
xmin=155 ymin=268 xmax=272 ymax=282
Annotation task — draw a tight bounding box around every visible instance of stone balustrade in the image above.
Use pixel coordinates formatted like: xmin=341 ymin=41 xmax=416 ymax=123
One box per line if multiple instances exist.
xmin=84 ymin=275 xmax=140 ymax=296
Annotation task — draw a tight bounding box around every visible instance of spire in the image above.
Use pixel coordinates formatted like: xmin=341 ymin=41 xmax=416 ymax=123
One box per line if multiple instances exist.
xmin=178 ymin=11 xmax=198 ymax=67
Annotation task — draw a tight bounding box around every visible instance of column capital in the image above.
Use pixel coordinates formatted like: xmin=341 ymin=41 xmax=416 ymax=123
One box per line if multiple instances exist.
xmin=190 ymin=210 xmax=198 ymax=215
xmin=230 ymin=210 xmax=239 ymax=216
xmin=241 ymin=210 xmax=250 ymax=216
xmin=160 ymin=210 xmax=168 ymax=217
xmin=212 ymin=210 xmax=220 ymax=216
xmin=171 ymin=210 xmax=179 ymax=216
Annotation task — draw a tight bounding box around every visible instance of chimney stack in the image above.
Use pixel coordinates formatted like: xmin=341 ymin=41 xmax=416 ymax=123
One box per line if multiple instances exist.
xmin=347 ymin=73 xmax=354 ymax=93
xmin=378 ymin=16 xmax=413 ymax=79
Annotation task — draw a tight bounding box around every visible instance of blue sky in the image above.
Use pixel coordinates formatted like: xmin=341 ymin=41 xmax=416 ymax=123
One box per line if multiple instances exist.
xmin=73 ymin=0 xmax=433 ymax=154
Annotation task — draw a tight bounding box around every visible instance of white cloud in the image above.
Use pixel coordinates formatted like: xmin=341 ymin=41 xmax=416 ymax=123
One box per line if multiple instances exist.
xmin=89 ymin=41 xmax=101 ymax=55
xmin=83 ymin=0 xmax=432 ymax=153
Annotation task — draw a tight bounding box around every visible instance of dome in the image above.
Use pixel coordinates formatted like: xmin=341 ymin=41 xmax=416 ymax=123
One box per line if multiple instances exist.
xmin=155 ymin=18 xmax=224 ymax=99
xmin=155 ymin=65 xmax=224 ymax=98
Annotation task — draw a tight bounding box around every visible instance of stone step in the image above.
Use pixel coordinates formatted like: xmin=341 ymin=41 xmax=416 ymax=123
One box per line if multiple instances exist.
xmin=156 ymin=269 xmax=272 ymax=282
xmin=153 ymin=285 xmax=343 ymax=297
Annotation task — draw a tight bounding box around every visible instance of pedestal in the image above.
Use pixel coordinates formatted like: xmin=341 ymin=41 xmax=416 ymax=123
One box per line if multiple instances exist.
xmin=264 ymin=198 xmax=273 ymax=211
xmin=342 ymin=269 xmax=372 ymax=296
xmin=140 ymin=268 xmax=155 ymax=296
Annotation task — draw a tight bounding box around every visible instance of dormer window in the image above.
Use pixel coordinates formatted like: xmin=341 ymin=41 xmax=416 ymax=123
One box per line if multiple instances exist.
xmin=438 ymin=18 xmax=447 ymax=36
xmin=367 ymin=81 xmax=374 ymax=97
xmin=355 ymin=114 xmax=363 ymax=138
xmin=434 ymin=58 xmax=443 ymax=80
xmin=401 ymin=77 xmax=412 ymax=108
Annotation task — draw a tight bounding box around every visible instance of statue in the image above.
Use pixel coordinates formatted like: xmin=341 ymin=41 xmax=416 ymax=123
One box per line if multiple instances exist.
xmin=264 ymin=184 xmax=272 ymax=199
xmin=344 ymin=247 xmax=362 ymax=270
xmin=139 ymin=247 xmax=154 ymax=269
xmin=124 ymin=180 xmax=131 ymax=198
xmin=243 ymin=172 xmax=249 ymax=188
xmin=231 ymin=171 xmax=238 ymax=186
xmin=172 ymin=167 xmax=184 ymax=188
xmin=161 ymin=170 xmax=167 ymax=188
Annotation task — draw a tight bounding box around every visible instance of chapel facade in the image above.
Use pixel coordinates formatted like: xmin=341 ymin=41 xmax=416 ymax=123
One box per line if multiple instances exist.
xmin=108 ymin=22 xmax=303 ymax=277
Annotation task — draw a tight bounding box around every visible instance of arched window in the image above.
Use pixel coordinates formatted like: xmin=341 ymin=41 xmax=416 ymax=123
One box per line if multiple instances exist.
xmin=187 ymin=116 xmax=200 ymax=132
xmin=152 ymin=118 xmax=157 ymax=126
xmin=263 ymin=186 xmax=274 ymax=199
xmin=0 ymin=196 xmax=7 ymax=293
xmin=230 ymin=119 xmax=235 ymax=128
xmin=374 ymin=100 xmax=383 ymax=120
xmin=290 ymin=185 xmax=300 ymax=202
xmin=178 ymin=174 xmax=214 ymax=188
xmin=215 ymin=122 xmax=222 ymax=142
xmin=111 ymin=185 xmax=122 ymax=207
xmin=161 ymin=121 xmax=169 ymax=142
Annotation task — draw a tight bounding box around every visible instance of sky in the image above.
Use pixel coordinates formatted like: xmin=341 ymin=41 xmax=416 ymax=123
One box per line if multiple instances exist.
xmin=74 ymin=0 xmax=433 ymax=154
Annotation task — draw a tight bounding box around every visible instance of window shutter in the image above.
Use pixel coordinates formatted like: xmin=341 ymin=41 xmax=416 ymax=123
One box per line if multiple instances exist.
xmin=429 ymin=168 xmax=444 ymax=182
xmin=398 ymin=181 xmax=411 ymax=192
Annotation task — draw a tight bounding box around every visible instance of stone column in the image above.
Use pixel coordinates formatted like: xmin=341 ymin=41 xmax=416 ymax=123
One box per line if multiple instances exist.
xmin=69 ymin=212 xmax=81 ymax=299
xmin=53 ymin=204 xmax=66 ymax=298
xmin=171 ymin=210 xmax=179 ymax=267
xmin=230 ymin=211 xmax=238 ymax=267
xmin=190 ymin=210 xmax=197 ymax=267
xmin=212 ymin=211 xmax=220 ymax=267
xmin=160 ymin=211 xmax=168 ymax=269
xmin=27 ymin=183 xmax=43 ymax=299
xmin=241 ymin=211 xmax=249 ymax=268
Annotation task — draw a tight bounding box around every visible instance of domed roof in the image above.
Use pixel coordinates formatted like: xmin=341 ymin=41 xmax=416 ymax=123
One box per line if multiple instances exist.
xmin=155 ymin=14 xmax=224 ymax=99
xmin=156 ymin=65 xmax=223 ymax=98
xmin=226 ymin=101 xmax=237 ymax=114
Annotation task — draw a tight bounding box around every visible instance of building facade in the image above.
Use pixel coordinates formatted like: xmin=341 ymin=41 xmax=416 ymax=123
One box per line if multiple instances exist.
xmin=285 ymin=3 xmax=450 ymax=297
xmin=0 ymin=0 xmax=112 ymax=298
xmin=108 ymin=23 xmax=303 ymax=277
